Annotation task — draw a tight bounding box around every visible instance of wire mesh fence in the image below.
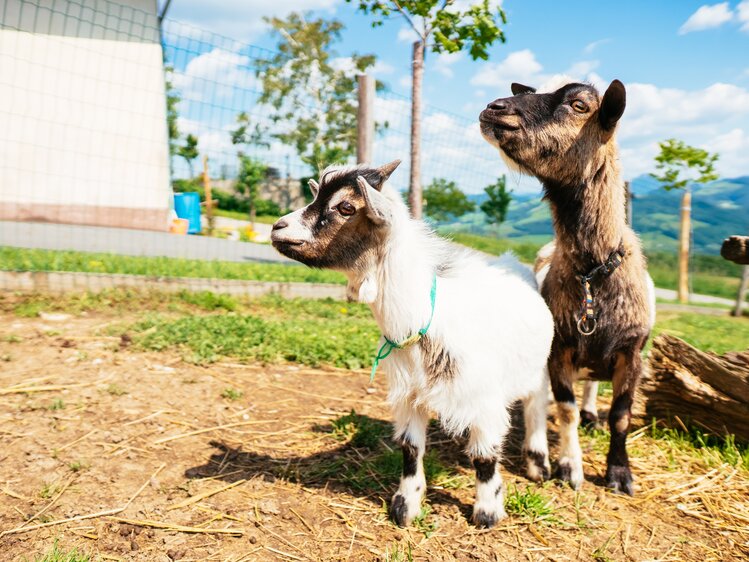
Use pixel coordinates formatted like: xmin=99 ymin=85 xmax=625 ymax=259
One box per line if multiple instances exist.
xmin=0 ymin=0 xmax=745 ymax=308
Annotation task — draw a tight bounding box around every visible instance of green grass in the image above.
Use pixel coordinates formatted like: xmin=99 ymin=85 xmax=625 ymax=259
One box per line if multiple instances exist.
xmin=504 ymin=484 xmax=560 ymax=525
xmin=48 ymin=398 xmax=65 ymax=411
xmin=0 ymin=247 xmax=345 ymax=285
xmin=132 ymin=295 xmax=379 ymax=369
xmin=653 ymin=310 xmax=749 ymax=354
xmin=330 ymin=410 xmax=390 ymax=449
xmin=441 ymin=231 xmax=542 ymax=263
xmin=105 ymin=384 xmax=127 ymax=396
xmin=26 ymin=541 xmax=91 ymax=562
xmin=221 ymin=387 xmax=243 ymax=401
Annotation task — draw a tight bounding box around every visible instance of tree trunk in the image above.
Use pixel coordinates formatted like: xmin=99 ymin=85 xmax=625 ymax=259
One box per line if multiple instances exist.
xmin=677 ymin=189 xmax=691 ymax=303
xmin=642 ymin=334 xmax=749 ymax=442
xmin=408 ymin=40 xmax=424 ymax=219
xmin=356 ymin=74 xmax=374 ymax=164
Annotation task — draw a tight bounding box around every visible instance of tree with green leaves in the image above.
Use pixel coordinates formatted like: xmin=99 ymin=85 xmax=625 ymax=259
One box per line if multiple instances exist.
xmin=256 ymin=13 xmax=376 ymax=175
xmin=177 ymin=134 xmax=199 ymax=178
xmin=348 ymin=1 xmax=508 ymax=218
xmin=650 ymin=138 xmax=719 ymax=303
xmin=231 ymin=112 xmax=270 ymax=226
xmin=423 ymin=178 xmax=475 ymax=222
xmin=480 ymin=175 xmax=512 ymax=232
xmin=164 ymin=65 xmax=181 ymax=158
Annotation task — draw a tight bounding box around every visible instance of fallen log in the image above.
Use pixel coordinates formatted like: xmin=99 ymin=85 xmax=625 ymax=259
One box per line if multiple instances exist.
xmin=642 ymin=334 xmax=749 ymax=442
xmin=721 ymin=235 xmax=749 ymax=265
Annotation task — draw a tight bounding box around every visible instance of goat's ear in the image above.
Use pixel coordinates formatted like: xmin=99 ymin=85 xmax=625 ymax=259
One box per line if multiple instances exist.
xmin=511 ymin=83 xmax=536 ymax=95
xmin=376 ymin=159 xmax=401 ymax=185
xmin=599 ymin=79 xmax=626 ymax=132
xmin=308 ymin=179 xmax=320 ymax=199
xmin=357 ymin=176 xmax=391 ymax=225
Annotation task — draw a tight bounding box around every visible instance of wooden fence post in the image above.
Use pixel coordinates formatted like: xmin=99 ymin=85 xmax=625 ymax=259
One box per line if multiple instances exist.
xmin=678 ymin=190 xmax=691 ymax=303
xmin=357 ymin=74 xmax=374 ymax=164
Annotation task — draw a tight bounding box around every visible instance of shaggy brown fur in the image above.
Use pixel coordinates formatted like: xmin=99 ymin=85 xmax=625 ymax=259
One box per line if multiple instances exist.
xmin=480 ymin=80 xmax=651 ymax=495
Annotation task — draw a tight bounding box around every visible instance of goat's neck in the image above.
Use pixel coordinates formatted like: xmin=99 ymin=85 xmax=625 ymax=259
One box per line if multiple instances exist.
xmin=542 ymin=152 xmax=627 ymax=269
xmin=357 ymin=219 xmax=437 ymax=342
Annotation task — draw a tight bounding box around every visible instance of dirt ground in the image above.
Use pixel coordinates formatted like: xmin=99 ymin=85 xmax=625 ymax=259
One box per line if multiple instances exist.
xmin=1 ymin=309 xmax=747 ymax=561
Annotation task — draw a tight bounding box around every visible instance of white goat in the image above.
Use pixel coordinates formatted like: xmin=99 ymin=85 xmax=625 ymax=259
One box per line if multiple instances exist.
xmin=271 ymin=161 xmax=554 ymax=528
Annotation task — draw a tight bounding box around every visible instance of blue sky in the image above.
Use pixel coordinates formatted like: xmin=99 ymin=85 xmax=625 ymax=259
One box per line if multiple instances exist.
xmin=162 ymin=1 xmax=749 ymax=193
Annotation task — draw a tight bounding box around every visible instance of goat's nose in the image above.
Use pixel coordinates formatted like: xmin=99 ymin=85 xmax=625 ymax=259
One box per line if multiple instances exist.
xmin=487 ymin=99 xmax=508 ymax=111
xmin=272 ymin=219 xmax=288 ymax=231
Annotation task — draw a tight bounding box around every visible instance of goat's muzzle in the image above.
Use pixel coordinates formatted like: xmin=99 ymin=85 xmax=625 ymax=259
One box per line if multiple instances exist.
xmin=270 ymin=218 xmax=306 ymax=249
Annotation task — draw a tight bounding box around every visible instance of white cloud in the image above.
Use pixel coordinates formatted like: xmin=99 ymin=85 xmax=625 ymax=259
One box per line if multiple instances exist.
xmin=615 ymin=81 xmax=749 ymax=178
xmin=434 ymin=51 xmax=465 ymax=78
xmin=173 ymin=48 xmax=256 ymax=101
xmin=398 ymin=75 xmax=412 ymax=90
xmin=583 ymin=38 xmax=611 ymax=54
xmin=397 ymin=26 xmax=419 ymax=43
xmin=565 ymin=60 xmax=599 ymax=80
xmin=679 ymin=2 xmax=733 ymax=34
xmin=470 ymin=49 xmax=545 ymax=90
xmin=738 ymin=0 xmax=749 ymax=31
xmin=164 ymin=0 xmax=341 ymax=40
xmin=371 ymin=60 xmax=395 ymax=75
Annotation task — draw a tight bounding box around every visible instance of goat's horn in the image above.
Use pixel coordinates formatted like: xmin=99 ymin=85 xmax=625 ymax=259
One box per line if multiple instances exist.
xmin=308 ymin=179 xmax=320 ymax=196
xmin=377 ymin=159 xmax=401 ymax=180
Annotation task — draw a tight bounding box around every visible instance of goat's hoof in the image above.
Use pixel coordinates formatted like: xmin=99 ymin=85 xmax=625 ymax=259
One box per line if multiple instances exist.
xmin=605 ymin=465 xmax=634 ymax=496
xmin=579 ymin=410 xmax=598 ymax=429
xmin=389 ymin=494 xmax=419 ymax=527
xmin=525 ymin=450 xmax=550 ymax=482
xmin=472 ymin=507 xmax=505 ymax=529
xmin=554 ymin=459 xmax=583 ymax=490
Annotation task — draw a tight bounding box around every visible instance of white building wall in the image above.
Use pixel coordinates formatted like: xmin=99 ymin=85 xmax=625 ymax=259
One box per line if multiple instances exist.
xmin=0 ymin=0 xmax=171 ymax=230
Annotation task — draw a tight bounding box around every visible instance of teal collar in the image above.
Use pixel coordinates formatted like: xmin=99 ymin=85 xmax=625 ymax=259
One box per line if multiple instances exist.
xmin=370 ymin=274 xmax=437 ymax=382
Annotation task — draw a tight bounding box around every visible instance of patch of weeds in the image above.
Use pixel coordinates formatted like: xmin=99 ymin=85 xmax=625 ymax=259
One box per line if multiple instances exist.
xmin=106 ymin=384 xmax=127 ymax=396
xmin=504 ymin=483 xmax=559 ymax=525
xmin=221 ymin=387 xmax=243 ymax=401
xmin=648 ymin=418 xmax=749 ymax=470
xmin=39 ymin=482 xmax=59 ymax=499
xmin=25 ymin=539 xmax=91 ymax=562
xmin=592 ymin=532 xmax=617 ymax=562
xmin=330 ymin=410 xmax=389 ymax=449
xmin=68 ymin=460 xmax=87 ymax=473
xmin=382 ymin=542 xmax=413 ymax=562
xmin=4 ymin=334 xmax=22 ymax=343
xmin=412 ymin=505 xmax=438 ymax=538
xmin=580 ymin=425 xmax=611 ymax=455
xmin=341 ymin=449 xmax=466 ymax=493
xmin=133 ymin=309 xmax=378 ymax=368
xmin=177 ymin=290 xmax=238 ymax=311
xmin=48 ymin=398 xmax=65 ymax=411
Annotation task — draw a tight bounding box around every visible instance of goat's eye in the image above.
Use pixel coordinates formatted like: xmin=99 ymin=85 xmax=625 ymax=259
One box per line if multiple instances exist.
xmin=571 ymin=100 xmax=588 ymax=113
xmin=337 ymin=201 xmax=356 ymax=217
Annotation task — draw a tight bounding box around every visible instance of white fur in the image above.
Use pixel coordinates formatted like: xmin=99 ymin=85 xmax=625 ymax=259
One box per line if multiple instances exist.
xmin=346 ymin=176 xmax=554 ymax=524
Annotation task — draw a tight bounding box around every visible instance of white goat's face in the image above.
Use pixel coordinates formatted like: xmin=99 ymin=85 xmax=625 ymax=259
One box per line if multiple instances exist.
xmin=271 ymin=161 xmax=400 ymax=270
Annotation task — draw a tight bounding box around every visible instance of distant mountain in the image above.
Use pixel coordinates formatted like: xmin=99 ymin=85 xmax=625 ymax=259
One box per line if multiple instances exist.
xmin=448 ymin=176 xmax=749 ymax=255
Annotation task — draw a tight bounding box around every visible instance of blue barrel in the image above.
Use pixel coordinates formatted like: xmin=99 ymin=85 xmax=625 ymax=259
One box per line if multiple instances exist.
xmin=173 ymin=192 xmax=202 ymax=234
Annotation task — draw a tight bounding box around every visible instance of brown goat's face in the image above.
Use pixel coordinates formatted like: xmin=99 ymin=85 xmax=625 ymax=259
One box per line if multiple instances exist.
xmin=271 ymin=161 xmax=400 ymax=270
xmin=479 ymin=80 xmax=626 ymax=184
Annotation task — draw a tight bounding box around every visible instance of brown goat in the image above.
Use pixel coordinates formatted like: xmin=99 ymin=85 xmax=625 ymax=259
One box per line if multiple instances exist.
xmin=479 ymin=80 xmax=655 ymax=495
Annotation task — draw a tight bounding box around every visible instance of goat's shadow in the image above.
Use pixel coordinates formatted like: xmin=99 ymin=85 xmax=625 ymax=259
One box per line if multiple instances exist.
xmin=184 ymin=403 xmax=562 ymax=519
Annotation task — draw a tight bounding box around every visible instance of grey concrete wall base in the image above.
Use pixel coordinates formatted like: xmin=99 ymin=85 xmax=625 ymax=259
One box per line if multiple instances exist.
xmin=0 ymin=271 xmax=347 ymax=300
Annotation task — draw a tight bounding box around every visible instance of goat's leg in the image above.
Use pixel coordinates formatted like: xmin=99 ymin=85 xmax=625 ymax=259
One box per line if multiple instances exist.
xmin=550 ymin=349 xmax=584 ymax=489
xmin=580 ymin=381 xmax=599 ymax=428
xmin=389 ymin=401 xmax=429 ymax=527
xmin=468 ymin=424 xmax=509 ymax=528
xmin=606 ymin=350 xmax=641 ymax=496
xmin=522 ymin=370 xmax=550 ymax=482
